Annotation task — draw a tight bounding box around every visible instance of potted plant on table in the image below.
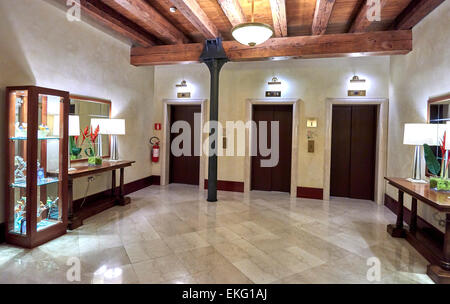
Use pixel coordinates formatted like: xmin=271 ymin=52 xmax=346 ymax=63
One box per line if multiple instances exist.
xmin=425 ymin=132 xmax=450 ymax=190
xmin=83 ymin=125 xmax=102 ymax=166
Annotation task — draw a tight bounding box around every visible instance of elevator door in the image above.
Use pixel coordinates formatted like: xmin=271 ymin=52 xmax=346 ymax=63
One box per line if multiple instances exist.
xmin=169 ymin=105 xmax=200 ymax=185
xmin=251 ymin=105 xmax=292 ymax=192
xmin=330 ymin=105 xmax=377 ymax=200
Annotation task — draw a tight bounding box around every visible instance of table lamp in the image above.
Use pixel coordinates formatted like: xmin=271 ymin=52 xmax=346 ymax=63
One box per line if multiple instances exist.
xmin=91 ymin=118 xmax=126 ymax=161
xmin=403 ymin=123 xmax=439 ymax=183
xmin=68 ymin=115 xmax=80 ymax=171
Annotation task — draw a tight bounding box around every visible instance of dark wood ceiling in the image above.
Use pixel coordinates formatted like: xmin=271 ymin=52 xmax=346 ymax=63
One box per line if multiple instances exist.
xmin=74 ymin=0 xmax=446 ymax=64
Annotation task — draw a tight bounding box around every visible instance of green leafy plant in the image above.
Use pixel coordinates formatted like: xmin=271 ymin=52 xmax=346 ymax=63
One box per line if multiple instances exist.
xmin=69 ymin=136 xmax=82 ymax=160
xmin=424 ymin=144 xmax=440 ymax=176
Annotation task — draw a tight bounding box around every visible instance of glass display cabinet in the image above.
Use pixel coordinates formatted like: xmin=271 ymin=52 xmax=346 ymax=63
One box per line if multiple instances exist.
xmin=5 ymin=86 xmax=69 ymax=248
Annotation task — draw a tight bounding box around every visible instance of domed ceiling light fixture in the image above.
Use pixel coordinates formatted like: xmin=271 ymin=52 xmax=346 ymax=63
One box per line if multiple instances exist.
xmin=231 ymin=0 xmax=274 ymax=47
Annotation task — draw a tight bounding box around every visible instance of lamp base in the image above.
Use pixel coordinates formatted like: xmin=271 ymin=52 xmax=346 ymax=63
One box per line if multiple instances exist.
xmin=406 ymin=178 xmax=427 ymax=184
xmin=110 ymin=135 xmax=119 ymax=161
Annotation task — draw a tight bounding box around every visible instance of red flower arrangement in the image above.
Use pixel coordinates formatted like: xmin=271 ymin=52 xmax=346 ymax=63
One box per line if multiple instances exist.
xmin=84 ymin=125 xmax=100 ymax=158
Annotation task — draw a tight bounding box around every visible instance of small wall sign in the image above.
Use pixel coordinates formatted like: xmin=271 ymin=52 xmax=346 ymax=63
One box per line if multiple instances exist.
xmin=265 ymin=91 xmax=281 ymax=97
xmin=177 ymin=92 xmax=191 ymax=98
xmin=306 ymin=118 xmax=317 ymax=128
xmin=348 ymin=90 xmax=366 ymax=96
xmin=154 ymin=123 xmax=161 ymax=130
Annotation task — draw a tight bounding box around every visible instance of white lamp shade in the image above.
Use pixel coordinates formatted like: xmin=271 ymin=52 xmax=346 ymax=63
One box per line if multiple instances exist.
xmin=231 ymin=23 xmax=273 ymax=46
xmin=68 ymin=115 xmax=80 ymax=136
xmin=91 ymin=118 xmax=125 ymax=135
xmin=403 ymin=123 xmax=440 ymax=146
xmin=90 ymin=118 xmax=109 ymax=135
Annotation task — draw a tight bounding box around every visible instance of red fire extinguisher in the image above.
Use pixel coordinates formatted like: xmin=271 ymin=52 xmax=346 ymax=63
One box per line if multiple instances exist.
xmin=150 ymin=136 xmax=160 ymax=163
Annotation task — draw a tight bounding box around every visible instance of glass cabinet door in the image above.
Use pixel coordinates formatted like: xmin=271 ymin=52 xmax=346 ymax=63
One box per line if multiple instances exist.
xmin=36 ymin=94 xmax=63 ymax=231
xmin=9 ymin=90 xmax=29 ymax=234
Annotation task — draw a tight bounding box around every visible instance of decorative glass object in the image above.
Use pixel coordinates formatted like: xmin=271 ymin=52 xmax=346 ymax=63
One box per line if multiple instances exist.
xmin=70 ymin=136 xmax=82 ymax=160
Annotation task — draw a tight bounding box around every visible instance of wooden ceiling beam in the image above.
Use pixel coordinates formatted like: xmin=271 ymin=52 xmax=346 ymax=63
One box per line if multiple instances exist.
xmin=269 ymin=0 xmax=288 ymax=37
xmin=349 ymin=0 xmax=388 ymax=33
xmin=217 ymin=0 xmax=246 ymax=27
xmin=312 ymin=0 xmax=336 ymax=35
xmin=169 ymin=0 xmax=219 ymax=38
xmin=392 ymin=0 xmax=446 ymax=30
xmin=102 ymin=0 xmax=189 ymax=44
xmin=79 ymin=0 xmax=156 ymax=46
xmin=131 ymin=30 xmax=412 ymax=66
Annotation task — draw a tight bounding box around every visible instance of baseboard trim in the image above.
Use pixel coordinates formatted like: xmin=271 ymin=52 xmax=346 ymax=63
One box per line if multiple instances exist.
xmin=125 ymin=176 xmax=153 ymax=194
xmin=297 ymin=187 xmax=324 ymax=200
xmin=152 ymin=175 xmax=161 ymax=186
xmin=384 ymin=194 xmax=444 ymax=240
xmin=204 ymin=179 xmax=245 ymax=193
xmin=0 ymin=223 xmax=5 ymax=244
xmin=73 ymin=175 xmax=155 ymax=207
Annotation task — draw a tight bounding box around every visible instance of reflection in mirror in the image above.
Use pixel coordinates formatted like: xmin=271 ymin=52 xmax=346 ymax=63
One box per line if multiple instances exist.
xmin=428 ymin=94 xmax=450 ymax=167
xmin=69 ymin=95 xmax=111 ymax=161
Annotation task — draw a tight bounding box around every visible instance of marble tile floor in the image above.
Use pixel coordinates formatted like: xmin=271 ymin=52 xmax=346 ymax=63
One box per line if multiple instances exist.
xmin=0 ymin=184 xmax=434 ymax=284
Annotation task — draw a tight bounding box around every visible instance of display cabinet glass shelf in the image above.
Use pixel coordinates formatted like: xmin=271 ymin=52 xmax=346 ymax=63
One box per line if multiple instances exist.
xmin=5 ymin=86 xmax=69 ymax=248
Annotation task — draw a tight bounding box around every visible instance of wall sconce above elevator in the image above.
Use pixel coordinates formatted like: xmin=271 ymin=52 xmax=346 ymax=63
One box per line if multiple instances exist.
xmin=175 ymin=80 xmax=191 ymax=98
xmin=175 ymin=80 xmax=187 ymax=88
xmin=348 ymin=75 xmax=367 ymax=96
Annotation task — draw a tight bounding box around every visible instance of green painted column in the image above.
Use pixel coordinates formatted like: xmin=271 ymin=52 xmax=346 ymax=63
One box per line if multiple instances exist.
xmin=199 ymin=38 xmax=229 ymax=202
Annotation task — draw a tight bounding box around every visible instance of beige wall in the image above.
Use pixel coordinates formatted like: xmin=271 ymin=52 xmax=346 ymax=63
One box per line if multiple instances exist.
xmin=388 ymin=1 xmax=450 ymax=232
xmin=0 ymin=0 xmax=155 ymax=223
xmin=152 ymin=57 xmax=390 ymax=188
xmin=2 ymin=0 xmax=448 ymax=234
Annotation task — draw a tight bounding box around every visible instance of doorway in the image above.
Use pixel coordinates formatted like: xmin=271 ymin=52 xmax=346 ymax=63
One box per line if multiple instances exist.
xmin=169 ymin=105 xmax=201 ymax=185
xmin=251 ymin=105 xmax=293 ymax=192
xmin=330 ymin=105 xmax=377 ymax=200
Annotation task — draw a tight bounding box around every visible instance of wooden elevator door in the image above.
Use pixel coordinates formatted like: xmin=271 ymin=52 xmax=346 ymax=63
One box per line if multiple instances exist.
xmin=251 ymin=105 xmax=292 ymax=192
xmin=169 ymin=105 xmax=201 ymax=185
xmin=330 ymin=105 xmax=377 ymax=200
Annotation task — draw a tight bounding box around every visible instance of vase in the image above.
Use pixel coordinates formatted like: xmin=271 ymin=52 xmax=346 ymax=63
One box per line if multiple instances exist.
xmin=430 ymin=177 xmax=450 ymax=191
xmin=88 ymin=156 xmax=102 ymax=166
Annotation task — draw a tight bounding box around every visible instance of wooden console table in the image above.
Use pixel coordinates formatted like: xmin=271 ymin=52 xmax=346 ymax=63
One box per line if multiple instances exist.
xmin=68 ymin=160 xmax=135 ymax=230
xmin=385 ymin=177 xmax=450 ymax=284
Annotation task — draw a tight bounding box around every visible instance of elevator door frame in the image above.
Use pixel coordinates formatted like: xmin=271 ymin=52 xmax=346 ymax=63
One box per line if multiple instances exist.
xmin=324 ymin=98 xmax=389 ymax=205
xmin=245 ymin=98 xmax=301 ymax=197
xmin=161 ymin=99 xmax=207 ymax=189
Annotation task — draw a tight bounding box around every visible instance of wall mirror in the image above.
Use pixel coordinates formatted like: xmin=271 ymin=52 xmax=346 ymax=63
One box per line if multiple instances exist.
xmin=69 ymin=95 xmax=111 ymax=162
xmin=427 ymin=93 xmax=450 ymax=169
